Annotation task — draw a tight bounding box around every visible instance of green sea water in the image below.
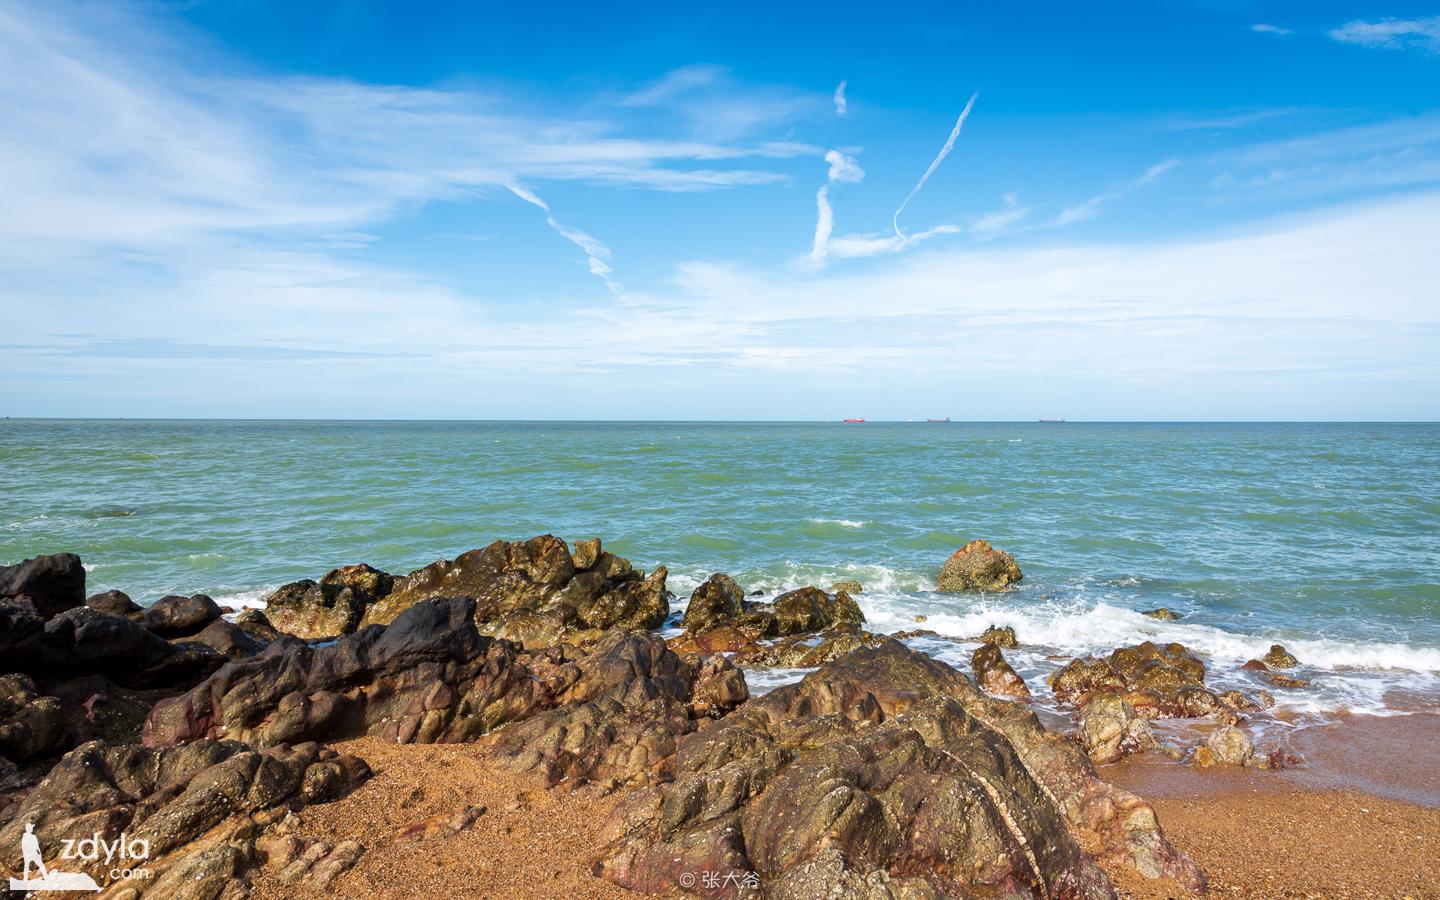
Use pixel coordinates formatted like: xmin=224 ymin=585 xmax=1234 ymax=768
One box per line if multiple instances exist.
xmin=3 ymin=419 xmax=1437 ymax=718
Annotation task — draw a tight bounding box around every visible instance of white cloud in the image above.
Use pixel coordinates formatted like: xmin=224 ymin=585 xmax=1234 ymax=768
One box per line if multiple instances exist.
xmin=1056 ymin=159 xmax=1178 ymax=226
xmin=1251 ymin=24 xmax=1294 ymax=36
xmin=1329 ymin=16 xmax=1440 ymax=53
xmin=893 ymin=92 xmax=979 ymax=237
xmin=5 ymin=192 xmax=1438 ymax=418
xmin=970 ymin=194 xmax=1029 ymax=237
xmin=824 ymin=149 xmax=865 ymax=183
xmin=811 ymin=187 xmax=835 ymax=260
xmin=506 ymin=184 xmax=622 ymax=296
xmin=833 ymin=80 xmax=848 ymax=117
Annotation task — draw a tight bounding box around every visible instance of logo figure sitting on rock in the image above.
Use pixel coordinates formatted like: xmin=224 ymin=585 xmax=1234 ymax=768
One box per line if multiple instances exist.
xmin=8 ymin=823 xmax=100 ymax=892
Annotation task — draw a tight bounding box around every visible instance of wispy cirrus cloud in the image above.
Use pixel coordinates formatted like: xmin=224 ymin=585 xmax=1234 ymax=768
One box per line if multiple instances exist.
xmin=833 ymin=80 xmax=848 ymax=117
xmin=1251 ymin=23 xmax=1293 ymax=36
xmin=1209 ymin=114 xmax=1440 ymax=199
xmin=1329 ymin=16 xmax=1440 ymax=54
xmin=1055 ymin=159 xmax=1178 ymax=226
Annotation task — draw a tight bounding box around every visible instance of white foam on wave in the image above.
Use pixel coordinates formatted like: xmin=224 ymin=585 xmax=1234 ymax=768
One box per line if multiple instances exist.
xmin=809 ymin=518 xmax=866 ymax=529
xmin=211 ymin=586 xmax=275 ymax=611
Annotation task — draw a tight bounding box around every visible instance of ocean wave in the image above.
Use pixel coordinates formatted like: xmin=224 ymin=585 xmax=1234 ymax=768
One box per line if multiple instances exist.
xmin=808 ymin=518 xmax=866 ymax=529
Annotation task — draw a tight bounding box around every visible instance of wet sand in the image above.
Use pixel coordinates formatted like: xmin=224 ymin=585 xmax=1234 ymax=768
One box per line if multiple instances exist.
xmin=1102 ymin=711 xmax=1440 ymax=899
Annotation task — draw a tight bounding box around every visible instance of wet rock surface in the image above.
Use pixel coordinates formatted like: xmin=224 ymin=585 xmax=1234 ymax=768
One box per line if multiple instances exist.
xmin=596 ymin=639 xmax=1202 ymax=897
xmin=263 ymin=562 xmax=398 ymax=640
xmin=937 ymin=539 xmax=1023 ymax=591
xmin=972 ymin=641 xmax=1031 ymax=698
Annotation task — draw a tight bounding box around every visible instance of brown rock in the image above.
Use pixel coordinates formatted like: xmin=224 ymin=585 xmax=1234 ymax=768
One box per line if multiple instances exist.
xmin=1262 ymin=643 xmax=1299 ymax=669
xmin=971 ymin=642 xmax=1030 ymax=698
xmin=682 ymin=574 xmax=745 ymax=632
xmin=976 ymin=623 xmax=1018 ymax=648
xmin=937 ymin=539 xmax=1023 ymax=592
xmin=594 ymin=639 xmax=1202 ymax=896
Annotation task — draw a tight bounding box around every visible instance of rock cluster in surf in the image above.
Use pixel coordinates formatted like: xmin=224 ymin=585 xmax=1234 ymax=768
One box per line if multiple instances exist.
xmin=0 ymin=540 xmax=1211 ymax=899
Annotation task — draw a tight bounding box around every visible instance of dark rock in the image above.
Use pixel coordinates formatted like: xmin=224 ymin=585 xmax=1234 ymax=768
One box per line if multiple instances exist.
xmin=682 ymin=574 xmax=745 ymax=632
xmin=40 ymin=606 xmax=226 ymax=690
xmin=1142 ymin=607 xmax=1181 ymax=621
xmin=362 ymin=535 xmax=578 ymax=627
xmin=971 ymin=642 xmax=1030 ymax=698
xmin=0 ymin=552 xmax=85 ymax=619
xmin=937 ymin=539 xmax=1022 ymax=592
xmin=144 ymin=597 xmax=550 ymax=748
xmin=976 ymin=623 xmax=1019 ymax=648
xmin=191 ymin=618 xmax=266 ymax=659
xmin=235 ymin=608 xmax=282 ymax=643
xmin=0 ymin=598 xmax=45 ymax=669
xmin=829 ymin=579 xmax=863 ymax=595
xmin=594 ymin=640 xmax=1202 ymax=896
xmin=0 ymin=738 xmax=369 ymax=884
xmin=40 ymin=674 xmax=159 ymax=745
xmin=1262 ymin=644 xmax=1299 ymax=669
xmin=0 ymin=674 xmax=68 ymax=762
xmin=144 ymin=593 xmax=223 ymax=638
xmin=87 ymin=589 xmax=143 ymax=619
xmin=485 ymin=630 xmax=747 ymax=789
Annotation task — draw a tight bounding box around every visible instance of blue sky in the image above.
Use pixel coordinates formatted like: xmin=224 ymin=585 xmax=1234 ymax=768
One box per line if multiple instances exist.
xmin=1 ymin=0 xmax=1438 ymax=420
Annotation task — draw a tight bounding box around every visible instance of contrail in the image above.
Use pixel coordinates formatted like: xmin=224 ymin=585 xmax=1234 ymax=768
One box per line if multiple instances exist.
xmin=892 ymin=92 xmax=978 ymax=239
xmin=506 ymin=183 xmax=623 ymax=297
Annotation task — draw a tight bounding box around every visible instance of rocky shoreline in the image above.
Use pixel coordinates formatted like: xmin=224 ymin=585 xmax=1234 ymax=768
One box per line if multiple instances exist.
xmin=0 ymin=536 xmax=1398 ymax=897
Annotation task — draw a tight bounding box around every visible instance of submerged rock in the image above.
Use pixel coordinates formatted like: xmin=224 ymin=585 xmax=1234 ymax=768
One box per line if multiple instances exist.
xmin=971 ymin=642 xmax=1030 ymax=698
xmin=1142 ymin=607 xmax=1181 ymax=621
xmin=1262 ymin=643 xmax=1299 ymax=669
xmin=1052 ymin=641 xmax=1236 ymax=724
xmin=0 ymin=552 xmax=85 ymax=620
xmin=594 ymin=639 xmax=1203 ymax=897
xmin=937 ymin=539 xmax=1023 ymax=591
xmin=732 ymin=624 xmax=886 ymax=668
xmin=976 ymin=623 xmax=1019 ymax=648
xmin=829 ymin=579 xmax=863 ymax=595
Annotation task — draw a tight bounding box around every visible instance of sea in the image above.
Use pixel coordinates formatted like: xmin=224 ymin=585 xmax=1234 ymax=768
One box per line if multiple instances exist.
xmin=4 ymin=419 xmax=1438 ymax=737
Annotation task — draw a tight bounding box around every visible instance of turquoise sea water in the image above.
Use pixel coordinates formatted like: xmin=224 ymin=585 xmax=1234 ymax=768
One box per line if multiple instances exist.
xmin=3 ymin=420 xmax=1438 ymax=720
